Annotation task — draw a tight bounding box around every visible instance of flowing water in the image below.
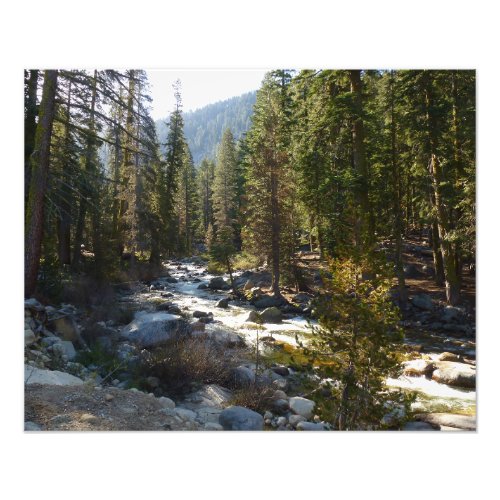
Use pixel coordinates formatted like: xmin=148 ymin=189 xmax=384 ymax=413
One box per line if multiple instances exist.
xmin=128 ymin=260 xmax=476 ymax=419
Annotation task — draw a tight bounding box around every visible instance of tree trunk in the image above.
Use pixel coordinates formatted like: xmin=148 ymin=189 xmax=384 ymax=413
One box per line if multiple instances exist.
xmin=24 ymin=69 xmax=39 ymax=206
xmin=389 ymin=71 xmax=407 ymax=308
xmin=349 ymin=70 xmax=373 ymax=252
xmin=25 ymin=70 xmax=58 ymax=297
xmin=57 ymin=79 xmax=72 ymax=265
xmin=72 ymin=70 xmax=98 ymax=269
xmin=270 ymin=154 xmax=281 ymax=297
xmin=430 ymin=155 xmax=460 ymax=305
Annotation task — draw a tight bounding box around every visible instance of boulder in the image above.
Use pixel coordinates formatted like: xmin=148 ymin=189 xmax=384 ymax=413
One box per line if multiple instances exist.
xmin=231 ymin=365 xmax=256 ymax=387
xmin=243 ymin=279 xmax=255 ymax=291
xmin=437 ymin=352 xmax=461 ymax=362
xmin=271 ymin=398 xmax=290 ymax=415
xmin=208 ymin=277 xmax=230 ymax=290
xmin=296 ymin=422 xmax=326 ymax=431
xmin=24 ymin=421 xmax=42 ymax=431
xmin=197 ymin=283 xmax=208 ymax=290
xmin=216 ymin=298 xmax=230 ymax=308
xmin=219 ymin=406 xmax=264 ymax=430
xmin=293 ymin=293 xmax=312 ymax=304
xmin=272 ymin=390 xmax=288 ymax=401
xmin=402 ymin=421 xmax=438 ymax=431
xmin=403 ymin=264 xmax=422 ymax=278
xmin=402 ymin=359 xmax=435 ymax=377
xmin=52 ymin=340 xmax=77 ymax=361
xmin=193 ymin=310 xmax=209 ymax=318
xmin=246 ymin=310 xmax=262 ymax=323
xmin=271 ymin=366 xmax=289 ymax=377
xmin=24 ymin=366 xmax=84 ymax=386
xmin=411 ymin=294 xmax=434 ymax=311
xmin=442 ymin=306 xmax=465 ymax=323
xmin=158 ymin=396 xmax=176 ymax=410
xmin=431 ymin=361 xmax=476 ymax=388
xmin=119 ymin=311 xmax=189 ymax=348
xmin=253 ymin=296 xmax=286 ymax=309
xmin=289 ymin=397 xmax=315 ymax=419
xmin=204 ymin=422 xmax=224 ymax=431
xmin=24 ymin=298 xmax=44 ymax=312
xmin=289 ymin=415 xmax=307 ymax=428
xmin=187 ymin=384 xmax=234 ymax=408
xmin=260 ymin=307 xmax=282 ymax=324
xmin=24 ymin=328 xmax=36 ymax=346
xmin=50 ymin=316 xmax=83 ymax=344
xmin=174 ymin=407 xmax=197 ymax=421
xmin=414 ymin=412 xmax=476 ymax=431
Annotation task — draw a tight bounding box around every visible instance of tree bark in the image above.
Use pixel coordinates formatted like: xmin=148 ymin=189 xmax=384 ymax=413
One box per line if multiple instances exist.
xmin=72 ymin=70 xmax=98 ymax=269
xmin=25 ymin=70 xmax=58 ymax=297
xmin=430 ymin=155 xmax=460 ymax=304
xmin=349 ymin=70 xmax=373 ymax=252
xmin=57 ymin=79 xmax=72 ymax=265
xmin=389 ymin=72 xmax=407 ymax=308
xmin=24 ymin=70 xmax=39 ymax=205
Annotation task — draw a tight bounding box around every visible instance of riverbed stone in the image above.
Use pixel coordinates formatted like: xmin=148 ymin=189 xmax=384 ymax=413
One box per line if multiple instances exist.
xmin=50 ymin=316 xmax=84 ymax=345
xmin=402 ymin=421 xmax=439 ymax=431
xmin=52 ymin=340 xmax=77 ymax=361
xmin=431 ymin=361 xmax=476 ymax=388
xmin=437 ymin=352 xmax=461 ymax=362
xmin=402 ymin=359 xmax=435 ymax=377
xmin=289 ymin=415 xmax=307 ymax=427
xmin=253 ymin=296 xmax=286 ymax=309
xmin=208 ymin=277 xmax=230 ymax=290
xmin=246 ymin=310 xmax=262 ymax=323
xmin=296 ymin=421 xmax=326 ymax=431
xmin=25 ymin=328 xmax=36 ymax=346
xmin=415 ymin=412 xmax=476 ymax=431
xmin=193 ymin=310 xmax=209 ymax=318
xmin=260 ymin=307 xmax=282 ymax=324
xmin=289 ymin=397 xmax=315 ymax=419
xmin=411 ymin=294 xmax=434 ymax=311
xmin=120 ymin=311 xmax=189 ymax=348
xmin=219 ymin=406 xmax=264 ymax=430
xmin=24 ymin=366 xmax=84 ymax=386
xmin=216 ymin=298 xmax=230 ymax=308
xmin=231 ymin=365 xmax=256 ymax=387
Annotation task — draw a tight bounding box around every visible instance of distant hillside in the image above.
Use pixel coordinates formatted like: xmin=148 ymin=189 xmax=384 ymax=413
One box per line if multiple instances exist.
xmin=156 ymin=91 xmax=256 ymax=165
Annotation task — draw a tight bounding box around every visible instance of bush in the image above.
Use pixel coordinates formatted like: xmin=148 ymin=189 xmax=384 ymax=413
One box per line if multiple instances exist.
xmin=135 ymin=336 xmax=237 ymax=396
xmin=230 ymin=384 xmax=275 ymax=413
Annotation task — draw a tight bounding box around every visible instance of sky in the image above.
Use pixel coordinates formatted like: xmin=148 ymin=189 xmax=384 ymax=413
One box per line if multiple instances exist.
xmin=146 ymin=69 xmax=268 ymax=121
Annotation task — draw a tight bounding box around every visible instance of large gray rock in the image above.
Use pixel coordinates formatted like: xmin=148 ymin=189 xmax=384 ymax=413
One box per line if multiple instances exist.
xmin=186 ymin=384 xmax=234 ymax=408
xmin=216 ymin=298 xmax=229 ymax=308
xmin=52 ymin=340 xmax=77 ymax=361
xmin=50 ymin=316 xmax=83 ymax=344
xmin=246 ymin=310 xmax=262 ymax=323
xmin=253 ymin=296 xmax=286 ymax=309
xmin=208 ymin=277 xmax=230 ymax=290
xmin=24 ymin=366 xmax=84 ymax=386
xmin=119 ymin=312 xmax=189 ymax=348
xmin=411 ymin=294 xmax=434 ymax=311
xmin=24 ymin=328 xmax=36 ymax=346
xmin=24 ymin=298 xmax=44 ymax=312
xmin=289 ymin=397 xmax=315 ymax=419
xmin=402 ymin=359 xmax=435 ymax=377
xmin=415 ymin=413 xmax=476 ymax=431
xmin=296 ymin=421 xmax=326 ymax=431
xmin=431 ymin=361 xmax=476 ymax=388
xmin=231 ymin=365 xmax=256 ymax=387
xmin=402 ymin=421 xmax=439 ymax=431
xmin=442 ymin=306 xmax=465 ymax=323
xmin=25 ymin=421 xmax=43 ymax=431
xmin=260 ymin=307 xmax=282 ymax=324
xmin=219 ymin=406 xmax=264 ymax=430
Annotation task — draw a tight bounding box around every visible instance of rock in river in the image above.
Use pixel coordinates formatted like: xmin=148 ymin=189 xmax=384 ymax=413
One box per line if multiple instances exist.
xmin=219 ymin=406 xmax=264 ymax=430
xmin=260 ymin=307 xmax=282 ymax=324
xmin=119 ymin=311 xmax=189 ymax=348
xmin=431 ymin=361 xmax=476 ymax=388
xmin=24 ymin=366 xmax=84 ymax=386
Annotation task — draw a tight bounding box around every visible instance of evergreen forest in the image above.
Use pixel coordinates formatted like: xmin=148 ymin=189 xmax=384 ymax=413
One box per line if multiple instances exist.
xmin=24 ymin=69 xmax=476 ymax=433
